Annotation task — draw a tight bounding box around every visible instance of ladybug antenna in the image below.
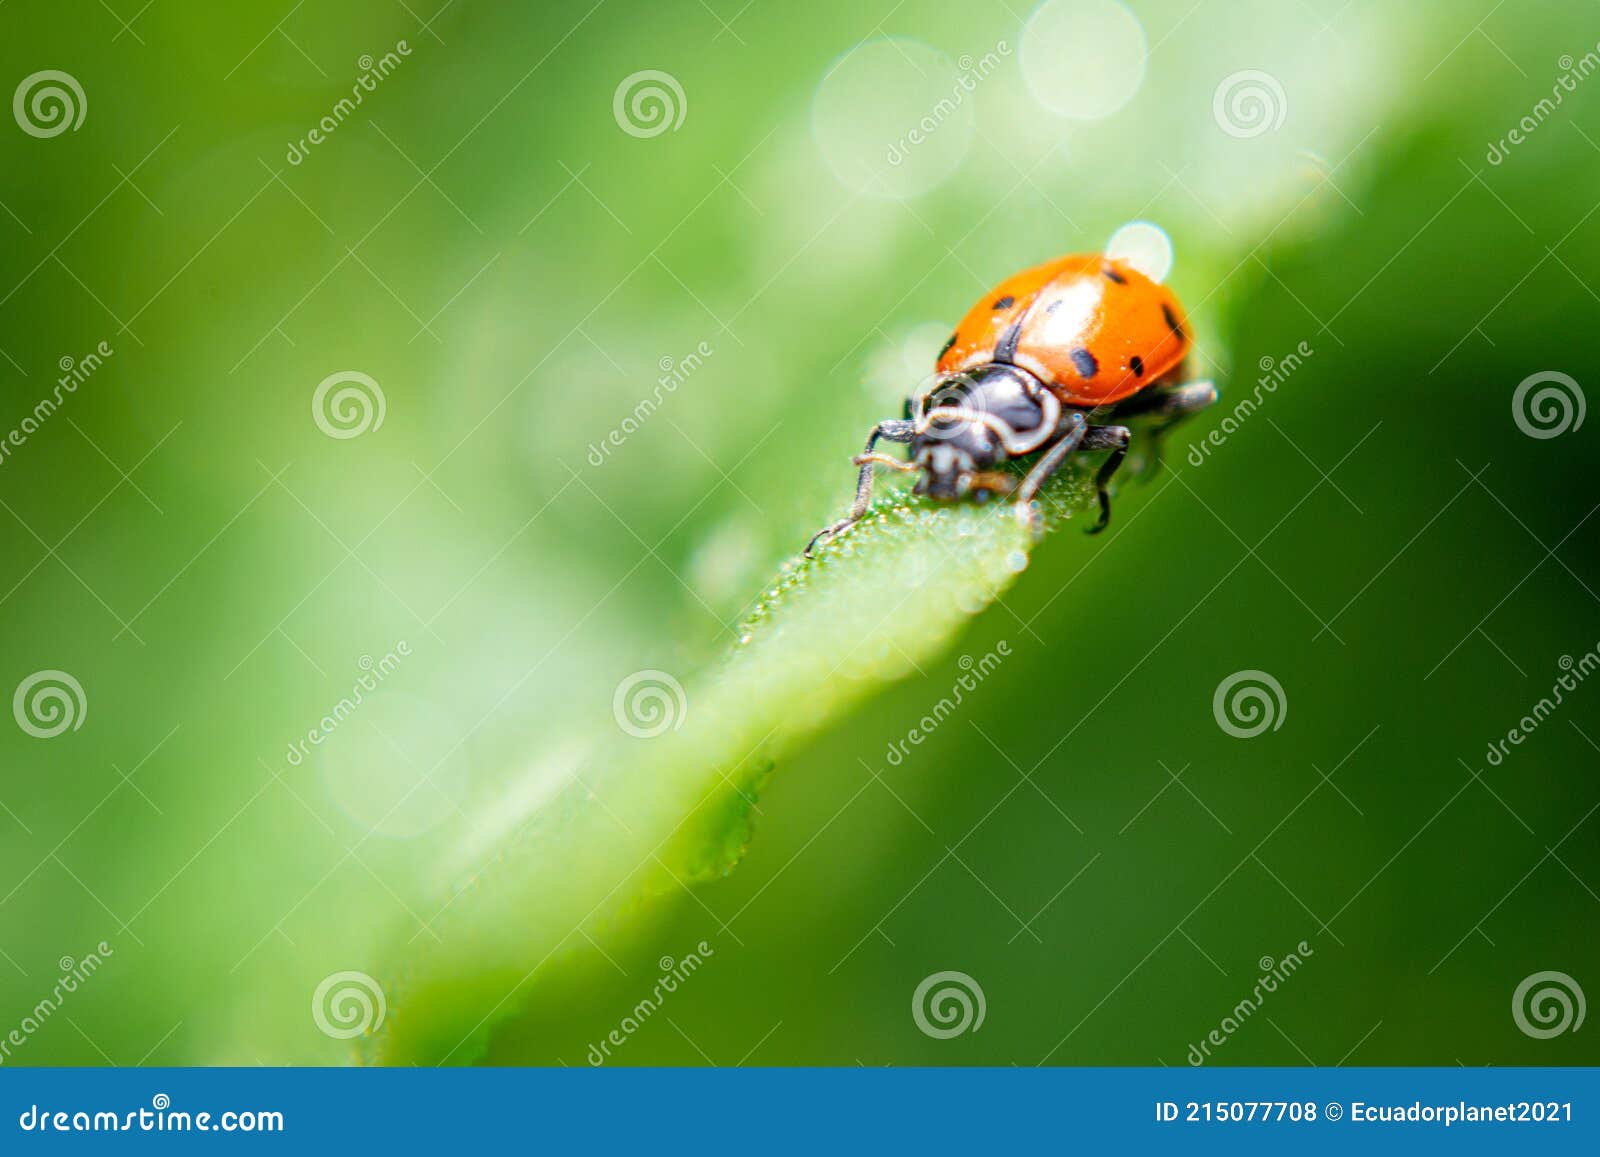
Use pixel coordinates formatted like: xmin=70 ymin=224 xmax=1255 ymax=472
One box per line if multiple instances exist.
xmin=803 ymin=418 xmax=918 ymax=557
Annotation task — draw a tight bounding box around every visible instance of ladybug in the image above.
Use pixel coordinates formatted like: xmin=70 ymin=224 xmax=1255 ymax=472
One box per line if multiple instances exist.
xmin=806 ymin=252 xmax=1217 ymax=556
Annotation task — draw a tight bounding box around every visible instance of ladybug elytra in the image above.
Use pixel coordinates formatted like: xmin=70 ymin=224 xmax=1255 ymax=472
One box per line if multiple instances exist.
xmin=806 ymin=252 xmax=1217 ymax=556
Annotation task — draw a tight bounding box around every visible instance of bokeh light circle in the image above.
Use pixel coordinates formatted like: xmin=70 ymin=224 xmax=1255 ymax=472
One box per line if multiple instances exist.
xmin=1105 ymin=220 xmax=1173 ymax=282
xmin=863 ymin=321 xmax=950 ymax=399
xmin=1021 ymin=0 xmax=1147 ymax=120
xmin=812 ymin=38 xmax=976 ymax=199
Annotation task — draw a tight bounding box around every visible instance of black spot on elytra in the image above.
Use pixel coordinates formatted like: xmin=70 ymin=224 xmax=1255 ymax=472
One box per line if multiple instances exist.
xmin=1130 ymin=355 xmax=1145 ymax=378
xmin=1162 ymin=304 xmax=1186 ymax=341
xmin=939 ymin=332 xmax=958 ymax=359
xmin=1070 ymin=347 xmax=1098 ymax=379
xmin=994 ymin=322 xmax=1022 ymax=364
xmin=1102 ymin=264 xmax=1127 ymax=285
xmin=992 ymin=295 xmax=1015 ymax=310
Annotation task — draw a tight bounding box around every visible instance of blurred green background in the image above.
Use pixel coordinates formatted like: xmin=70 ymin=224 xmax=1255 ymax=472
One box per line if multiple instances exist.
xmin=1 ymin=0 xmax=1597 ymax=1066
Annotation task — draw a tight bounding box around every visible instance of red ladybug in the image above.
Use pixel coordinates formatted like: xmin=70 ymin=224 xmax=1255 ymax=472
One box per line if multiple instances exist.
xmin=807 ymin=252 xmax=1216 ymax=556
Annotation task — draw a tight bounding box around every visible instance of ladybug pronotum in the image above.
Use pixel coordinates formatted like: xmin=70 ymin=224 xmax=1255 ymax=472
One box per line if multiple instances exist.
xmin=806 ymin=251 xmax=1217 ymax=556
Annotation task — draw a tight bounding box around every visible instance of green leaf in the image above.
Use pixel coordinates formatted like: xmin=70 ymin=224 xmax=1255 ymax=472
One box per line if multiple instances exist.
xmin=370 ymin=461 xmax=1101 ymax=1064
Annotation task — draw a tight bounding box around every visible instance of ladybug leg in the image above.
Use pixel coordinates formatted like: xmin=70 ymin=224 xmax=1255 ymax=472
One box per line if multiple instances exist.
xmin=1108 ymin=380 xmax=1217 ymax=476
xmin=1107 ymin=378 xmax=1216 ymax=422
xmin=1012 ymin=413 xmax=1088 ymax=533
xmin=805 ymin=420 xmax=916 ymax=556
xmin=1082 ymin=424 xmax=1132 ymax=534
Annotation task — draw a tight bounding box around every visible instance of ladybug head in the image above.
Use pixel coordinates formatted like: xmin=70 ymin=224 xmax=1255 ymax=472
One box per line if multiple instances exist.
xmin=913 ymin=442 xmax=983 ymax=500
xmin=910 ymin=363 xmax=1053 ymax=500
